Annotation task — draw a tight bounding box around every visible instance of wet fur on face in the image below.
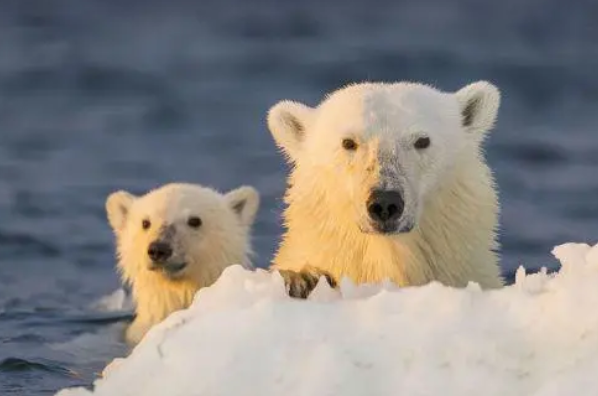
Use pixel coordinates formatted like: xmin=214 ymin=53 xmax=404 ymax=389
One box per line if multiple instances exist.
xmin=267 ymin=81 xmax=503 ymax=294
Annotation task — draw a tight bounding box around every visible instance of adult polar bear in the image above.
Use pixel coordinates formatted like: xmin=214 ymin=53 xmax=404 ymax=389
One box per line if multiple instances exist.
xmin=268 ymin=81 xmax=504 ymax=297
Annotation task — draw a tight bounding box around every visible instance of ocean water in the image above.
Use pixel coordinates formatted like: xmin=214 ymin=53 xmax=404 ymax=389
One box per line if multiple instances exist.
xmin=0 ymin=0 xmax=596 ymax=394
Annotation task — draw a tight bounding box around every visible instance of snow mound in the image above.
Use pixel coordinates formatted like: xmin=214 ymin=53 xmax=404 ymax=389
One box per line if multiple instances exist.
xmin=56 ymin=242 xmax=598 ymax=396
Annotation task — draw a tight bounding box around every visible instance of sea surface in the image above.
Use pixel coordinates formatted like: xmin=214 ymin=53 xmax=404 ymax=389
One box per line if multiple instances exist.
xmin=0 ymin=0 xmax=597 ymax=394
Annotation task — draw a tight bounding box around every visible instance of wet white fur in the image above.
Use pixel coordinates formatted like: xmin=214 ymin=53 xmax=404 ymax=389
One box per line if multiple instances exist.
xmin=106 ymin=183 xmax=259 ymax=344
xmin=267 ymin=81 xmax=503 ymax=289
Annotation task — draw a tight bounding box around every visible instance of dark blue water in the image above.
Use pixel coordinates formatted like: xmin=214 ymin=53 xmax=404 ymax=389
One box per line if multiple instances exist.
xmin=0 ymin=0 xmax=597 ymax=394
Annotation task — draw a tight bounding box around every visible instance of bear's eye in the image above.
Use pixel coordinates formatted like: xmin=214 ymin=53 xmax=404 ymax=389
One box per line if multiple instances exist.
xmin=414 ymin=137 xmax=431 ymax=150
xmin=187 ymin=216 xmax=202 ymax=229
xmin=342 ymin=138 xmax=358 ymax=151
xmin=142 ymin=219 xmax=151 ymax=230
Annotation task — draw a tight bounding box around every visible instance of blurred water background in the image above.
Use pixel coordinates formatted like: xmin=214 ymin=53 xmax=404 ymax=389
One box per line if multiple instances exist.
xmin=0 ymin=0 xmax=596 ymax=394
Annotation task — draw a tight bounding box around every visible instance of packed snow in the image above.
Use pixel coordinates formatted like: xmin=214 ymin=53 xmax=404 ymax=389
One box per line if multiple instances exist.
xmin=56 ymin=242 xmax=598 ymax=396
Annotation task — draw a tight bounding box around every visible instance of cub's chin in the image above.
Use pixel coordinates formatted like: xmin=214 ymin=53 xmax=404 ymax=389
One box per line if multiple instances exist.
xmin=148 ymin=262 xmax=188 ymax=280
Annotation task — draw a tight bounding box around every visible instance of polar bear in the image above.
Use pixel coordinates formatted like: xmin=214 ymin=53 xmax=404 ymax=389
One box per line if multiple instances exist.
xmin=106 ymin=183 xmax=259 ymax=344
xmin=267 ymin=81 xmax=504 ymax=297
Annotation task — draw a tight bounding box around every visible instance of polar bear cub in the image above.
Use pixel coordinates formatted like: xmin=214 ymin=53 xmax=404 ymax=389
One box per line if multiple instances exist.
xmin=106 ymin=183 xmax=259 ymax=345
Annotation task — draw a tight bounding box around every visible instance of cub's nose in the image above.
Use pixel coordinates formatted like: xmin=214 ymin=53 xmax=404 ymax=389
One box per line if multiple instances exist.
xmin=367 ymin=190 xmax=404 ymax=222
xmin=147 ymin=241 xmax=173 ymax=262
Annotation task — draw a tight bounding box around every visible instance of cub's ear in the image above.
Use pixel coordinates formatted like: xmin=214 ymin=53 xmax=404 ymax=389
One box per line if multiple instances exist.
xmin=225 ymin=186 xmax=260 ymax=227
xmin=267 ymin=100 xmax=315 ymax=162
xmin=106 ymin=191 xmax=136 ymax=233
xmin=455 ymin=81 xmax=501 ymax=136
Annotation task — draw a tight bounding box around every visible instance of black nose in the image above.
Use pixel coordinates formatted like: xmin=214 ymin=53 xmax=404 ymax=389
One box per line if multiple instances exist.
xmin=148 ymin=241 xmax=173 ymax=262
xmin=367 ymin=190 xmax=404 ymax=222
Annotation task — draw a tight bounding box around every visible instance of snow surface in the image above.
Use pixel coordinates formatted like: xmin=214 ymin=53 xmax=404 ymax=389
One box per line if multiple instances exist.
xmin=56 ymin=242 xmax=598 ymax=396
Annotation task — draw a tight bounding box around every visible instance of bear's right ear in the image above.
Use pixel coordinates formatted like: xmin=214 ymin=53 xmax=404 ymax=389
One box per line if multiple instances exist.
xmin=455 ymin=81 xmax=501 ymax=136
xmin=106 ymin=191 xmax=136 ymax=233
xmin=267 ymin=100 xmax=315 ymax=162
xmin=225 ymin=186 xmax=260 ymax=227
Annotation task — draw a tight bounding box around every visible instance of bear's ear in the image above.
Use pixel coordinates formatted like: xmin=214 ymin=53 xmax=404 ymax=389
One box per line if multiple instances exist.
xmin=106 ymin=191 xmax=136 ymax=233
xmin=225 ymin=186 xmax=260 ymax=227
xmin=267 ymin=100 xmax=315 ymax=162
xmin=455 ymin=81 xmax=501 ymax=135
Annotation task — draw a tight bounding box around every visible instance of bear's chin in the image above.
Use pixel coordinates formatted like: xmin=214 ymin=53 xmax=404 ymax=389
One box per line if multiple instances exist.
xmin=361 ymin=221 xmax=415 ymax=235
xmin=147 ymin=262 xmax=188 ymax=280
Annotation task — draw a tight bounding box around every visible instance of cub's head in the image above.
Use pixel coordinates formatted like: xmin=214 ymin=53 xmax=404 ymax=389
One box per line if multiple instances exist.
xmin=106 ymin=183 xmax=259 ymax=283
xmin=268 ymin=81 xmax=500 ymax=235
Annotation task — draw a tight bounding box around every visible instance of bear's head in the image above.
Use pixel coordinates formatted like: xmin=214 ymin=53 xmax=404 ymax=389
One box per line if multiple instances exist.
xmin=106 ymin=183 xmax=259 ymax=283
xmin=267 ymin=81 xmax=500 ymax=235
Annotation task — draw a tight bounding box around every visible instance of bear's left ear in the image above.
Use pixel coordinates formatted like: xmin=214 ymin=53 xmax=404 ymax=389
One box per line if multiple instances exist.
xmin=225 ymin=186 xmax=260 ymax=227
xmin=106 ymin=190 xmax=137 ymax=234
xmin=267 ymin=100 xmax=315 ymax=163
xmin=455 ymin=81 xmax=501 ymax=135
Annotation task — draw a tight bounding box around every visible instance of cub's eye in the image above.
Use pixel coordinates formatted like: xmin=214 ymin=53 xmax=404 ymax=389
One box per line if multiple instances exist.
xmin=342 ymin=138 xmax=358 ymax=151
xmin=414 ymin=137 xmax=431 ymax=150
xmin=142 ymin=219 xmax=151 ymax=230
xmin=187 ymin=216 xmax=202 ymax=229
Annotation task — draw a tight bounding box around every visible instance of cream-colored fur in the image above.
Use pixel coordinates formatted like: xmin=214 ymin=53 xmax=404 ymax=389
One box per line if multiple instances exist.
xmin=267 ymin=81 xmax=503 ymax=289
xmin=106 ymin=183 xmax=259 ymax=345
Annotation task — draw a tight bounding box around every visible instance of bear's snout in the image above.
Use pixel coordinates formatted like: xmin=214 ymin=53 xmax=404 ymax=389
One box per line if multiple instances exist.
xmin=366 ymin=189 xmax=404 ymax=230
xmin=147 ymin=241 xmax=173 ymax=263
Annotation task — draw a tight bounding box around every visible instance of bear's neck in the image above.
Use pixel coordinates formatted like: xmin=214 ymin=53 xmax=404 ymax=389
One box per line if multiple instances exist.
xmin=129 ymin=273 xmax=198 ymax=326
xmin=274 ymin=155 xmax=501 ymax=289
xmin=121 ymin=246 xmax=251 ymax=329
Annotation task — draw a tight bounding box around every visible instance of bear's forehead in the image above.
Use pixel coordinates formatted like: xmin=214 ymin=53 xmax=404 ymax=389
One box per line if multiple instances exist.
xmin=320 ymin=83 xmax=460 ymax=138
xmin=133 ymin=185 xmax=223 ymax=220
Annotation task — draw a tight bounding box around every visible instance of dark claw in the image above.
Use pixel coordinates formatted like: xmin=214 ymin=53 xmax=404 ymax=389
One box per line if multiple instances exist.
xmin=278 ymin=266 xmax=337 ymax=299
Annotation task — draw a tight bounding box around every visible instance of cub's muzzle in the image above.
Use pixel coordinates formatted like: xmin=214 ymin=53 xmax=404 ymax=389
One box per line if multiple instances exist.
xmin=147 ymin=241 xmax=173 ymax=263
